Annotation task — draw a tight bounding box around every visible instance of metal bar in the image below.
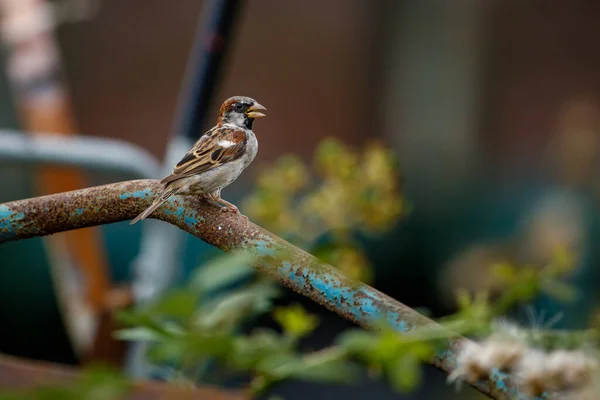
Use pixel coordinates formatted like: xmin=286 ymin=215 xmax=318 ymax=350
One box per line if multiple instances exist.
xmin=0 ymin=180 xmax=527 ymax=400
xmin=0 ymin=129 xmax=161 ymax=179
xmin=173 ymin=0 xmax=244 ymax=141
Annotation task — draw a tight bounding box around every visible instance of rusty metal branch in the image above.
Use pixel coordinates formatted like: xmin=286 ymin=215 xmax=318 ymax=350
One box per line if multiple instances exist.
xmin=0 ymin=180 xmax=529 ymax=400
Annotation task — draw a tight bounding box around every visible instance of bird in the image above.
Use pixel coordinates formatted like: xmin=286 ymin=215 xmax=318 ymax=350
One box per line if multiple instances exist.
xmin=130 ymin=96 xmax=266 ymax=225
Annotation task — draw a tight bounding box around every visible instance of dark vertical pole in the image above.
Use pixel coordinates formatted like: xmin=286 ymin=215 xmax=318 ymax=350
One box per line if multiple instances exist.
xmin=173 ymin=0 xmax=245 ymax=141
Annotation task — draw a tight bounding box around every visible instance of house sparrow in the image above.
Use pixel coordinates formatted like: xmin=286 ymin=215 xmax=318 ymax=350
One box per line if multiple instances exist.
xmin=130 ymin=96 xmax=266 ymax=225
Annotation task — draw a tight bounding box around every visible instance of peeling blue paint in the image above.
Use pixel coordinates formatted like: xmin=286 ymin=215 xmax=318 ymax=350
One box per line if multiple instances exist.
xmin=0 ymin=205 xmax=24 ymax=239
xmin=285 ymin=262 xmax=306 ymax=286
xmin=163 ymin=204 xmax=204 ymax=226
xmin=164 ymin=206 xmax=184 ymax=218
xmin=436 ymin=348 xmax=450 ymax=360
xmin=490 ymin=369 xmax=508 ymax=391
xmin=255 ymin=238 xmax=277 ymax=257
xmin=119 ymin=188 xmax=153 ymax=199
xmin=280 ymin=260 xmax=415 ymax=333
xmin=395 ymin=320 xmax=409 ymax=333
xmin=305 ymin=270 xmax=352 ymax=307
xmin=75 ymin=208 xmax=84 ymax=215
xmin=184 ymin=215 xmax=197 ymax=226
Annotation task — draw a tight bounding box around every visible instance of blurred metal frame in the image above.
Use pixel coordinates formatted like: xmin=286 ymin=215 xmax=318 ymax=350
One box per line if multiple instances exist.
xmin=0 ymin=128 xmax=163 ymax=366
xmin=0 ymin=179 xmax=532 ymax=400
xmin=0 ymin=0 xmax=112 ymax=363
xmin=0 ymin=129 xmax=160 ymax=179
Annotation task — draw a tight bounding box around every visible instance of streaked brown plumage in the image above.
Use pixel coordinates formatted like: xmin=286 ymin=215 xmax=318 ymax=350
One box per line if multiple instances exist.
xmin=130 ymin=96 xmax=266 ymax=224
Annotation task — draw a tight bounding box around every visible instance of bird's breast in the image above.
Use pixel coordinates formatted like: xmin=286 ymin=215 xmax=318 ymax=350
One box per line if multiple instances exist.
xmin=243 ymin=131 xmax=258 ymax=167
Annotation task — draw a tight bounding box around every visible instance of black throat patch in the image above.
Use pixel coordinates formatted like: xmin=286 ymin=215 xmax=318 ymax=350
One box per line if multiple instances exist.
xmin=243 ymin=116 xmax=254 ymax=130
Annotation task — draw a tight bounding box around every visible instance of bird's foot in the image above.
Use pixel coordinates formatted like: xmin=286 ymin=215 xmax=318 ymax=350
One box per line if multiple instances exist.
xmin=216 ymin=197 xmax=239 ymax=212
xmin=220 ymin=205 xmax=238 ymax=213
xmin=219 ymin=204 xmax=248 ymax=221
xmin=209 ymin=192 xmax=247 ymax=219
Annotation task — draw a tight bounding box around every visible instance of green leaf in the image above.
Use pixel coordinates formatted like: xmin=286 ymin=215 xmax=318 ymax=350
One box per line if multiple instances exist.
xmin=541 ymin=279 xmax=577 ymax=302
xmin=371 ymin=330 xmax=405 ymax=363
xmin=336 ymin=329 xmax=378 ymax=355
xmin=146 ymin=339 xmax=187 ymax=363
xmin=273 ymin=304 xmax=319 ymax=339
xmin=191 ymin=252 xmax=257 ymax=294
xmin=114 ymin=311 xmax=176 ymax=338
xmin=548 ymin=245 xmax=576 ymax=274
xmin=490 ymin=262 xmax=517 ymax=282
xmin=115 ymin=309 xmax=153 ymax=327
xmin=388 ymin=356 xmax=421 ymax=393
xmin=146 ymin=331 xmax=234 ymax=365
xmin=230 ymin=329 xmax=290 ymax=370
xmin=113 ymin=327 xmax=164 ymax=342
xmin=455 ymin=289 xmax=473 ymax=310
xmin=290 ymin=358 xmax=359 ymax=384
xmin=407 ymin=341 xmax=434 ymax=360
xmin=199 ymin=283 xmax=280 ymax=330
xmin=256 ymin=352 xmax=299 ymax=374
xmin=145 ymin=289 xmax=198 ymax=319
xmin=184 ymin=332 xmax=234 ymax=358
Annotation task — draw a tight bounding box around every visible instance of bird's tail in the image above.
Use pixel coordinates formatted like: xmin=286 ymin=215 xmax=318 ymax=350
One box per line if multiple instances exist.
xmin=130 ymin=187 xmax=179 ymax=225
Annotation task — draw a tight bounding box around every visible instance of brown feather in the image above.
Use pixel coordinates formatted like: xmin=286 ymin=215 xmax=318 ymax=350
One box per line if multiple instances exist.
xmin=161 ymin=126 xmax=247 ymax=185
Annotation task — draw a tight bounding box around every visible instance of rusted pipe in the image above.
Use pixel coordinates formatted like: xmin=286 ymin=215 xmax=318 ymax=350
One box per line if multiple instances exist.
xmin=0 ymin=180 xmax=532 ymax=400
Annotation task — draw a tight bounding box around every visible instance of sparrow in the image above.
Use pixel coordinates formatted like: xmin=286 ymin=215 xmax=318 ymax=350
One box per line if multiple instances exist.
xmin=130 ymin=96 xmax=266 ymax=225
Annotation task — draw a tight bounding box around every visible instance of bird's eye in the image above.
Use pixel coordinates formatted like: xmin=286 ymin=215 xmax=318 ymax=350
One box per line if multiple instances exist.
xmin=233 ymin=103 xmax=244 ymax=112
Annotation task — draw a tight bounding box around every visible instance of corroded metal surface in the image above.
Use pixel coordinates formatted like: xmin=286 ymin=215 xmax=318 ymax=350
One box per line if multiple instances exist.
xmin=0 ymin=180 xmax=534 ymax=400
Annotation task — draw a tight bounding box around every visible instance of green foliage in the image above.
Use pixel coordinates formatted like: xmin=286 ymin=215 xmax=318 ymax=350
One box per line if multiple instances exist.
xmin=273 ymin=304 xmax=319 ymax=340
xmin=337 ymin=327 xmax=434 ymax=392
xmin=243 ymin=138 xmax=406 ymax=283
xmin=111 ymin=240 xmax=582 ymax=397
xmin=113 ymin=248 xmax=362 ymax=394
xmin=490 ymin=252 xmax=577 ymax=314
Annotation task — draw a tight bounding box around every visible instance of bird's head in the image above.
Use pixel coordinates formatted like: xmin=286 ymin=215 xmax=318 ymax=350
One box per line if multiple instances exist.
xmin=218 ymin=96 xmax=267 ymax=129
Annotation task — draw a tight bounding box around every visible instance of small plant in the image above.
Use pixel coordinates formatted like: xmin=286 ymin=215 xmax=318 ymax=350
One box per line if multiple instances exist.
xmin=111 ymin=242 xmax=587 ymax=398
xmin=243 ymin=137 xmax=407 ymax=282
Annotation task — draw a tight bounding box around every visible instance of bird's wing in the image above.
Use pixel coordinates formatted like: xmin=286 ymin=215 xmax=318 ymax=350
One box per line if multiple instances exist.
xmin=160 ymin=125 xmax=248 ymax=185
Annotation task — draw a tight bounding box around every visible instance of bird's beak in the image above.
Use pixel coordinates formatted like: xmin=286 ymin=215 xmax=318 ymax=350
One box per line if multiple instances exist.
xmin=246 ymin=102 xmax=267 ymax=118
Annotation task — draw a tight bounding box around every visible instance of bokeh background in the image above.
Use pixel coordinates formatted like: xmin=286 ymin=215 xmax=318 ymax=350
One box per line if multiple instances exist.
xmin=1 ymin=0 xmax=600 ymax=399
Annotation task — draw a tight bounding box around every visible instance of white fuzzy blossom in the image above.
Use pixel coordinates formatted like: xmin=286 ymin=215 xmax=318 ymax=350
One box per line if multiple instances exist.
xmin=449 ymin=337 xmax=527 ymax=386
xmin=450 ymin=327 xmax=598 ymax=398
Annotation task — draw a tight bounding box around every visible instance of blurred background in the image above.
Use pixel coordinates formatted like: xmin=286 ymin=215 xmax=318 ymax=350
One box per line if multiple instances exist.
xmin=0 ymin=0 xmax=599 ymax=399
